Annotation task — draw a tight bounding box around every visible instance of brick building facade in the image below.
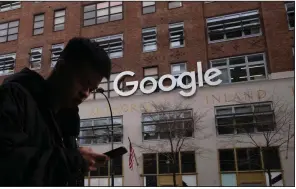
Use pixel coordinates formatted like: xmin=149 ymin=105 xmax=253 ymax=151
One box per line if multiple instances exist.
xmin=0 ymin=1 xmax=294 ymax=187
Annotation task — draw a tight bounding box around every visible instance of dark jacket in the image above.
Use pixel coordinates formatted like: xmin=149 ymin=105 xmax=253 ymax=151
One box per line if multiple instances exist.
xmin=0 ymin=68 xmax=87 ymax=186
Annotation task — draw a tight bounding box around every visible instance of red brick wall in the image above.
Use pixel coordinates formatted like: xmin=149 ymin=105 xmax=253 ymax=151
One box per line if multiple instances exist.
xmin=0 ymin=1 xmax=294 ymax=83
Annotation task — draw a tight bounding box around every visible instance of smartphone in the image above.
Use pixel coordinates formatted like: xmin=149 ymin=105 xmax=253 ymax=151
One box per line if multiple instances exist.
xmin=95 ymin=147 xmax=128 ymax=162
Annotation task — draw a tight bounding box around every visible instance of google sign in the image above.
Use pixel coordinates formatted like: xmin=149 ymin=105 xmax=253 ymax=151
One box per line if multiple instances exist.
xmin=113 ymin=61 xmax=222 ymax=97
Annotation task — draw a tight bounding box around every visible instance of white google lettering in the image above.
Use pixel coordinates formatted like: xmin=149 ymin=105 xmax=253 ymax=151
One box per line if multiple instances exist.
xmin=113 ymin=61 xmax=222 ymax=97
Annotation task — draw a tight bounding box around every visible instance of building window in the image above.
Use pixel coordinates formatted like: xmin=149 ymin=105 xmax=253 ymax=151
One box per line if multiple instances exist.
xmin=0 ymin=20 xmax=19 ymax=43
xmin=142 ymin=109 xmax=193 ymax=140
xmin=0 ymin=53 xmax=16 ymax=76
xmin=33 ymin=14 xmax=44 ymax=35
xmin=285 ymin=2 xmax=295 ymax=29
xmin=96 ymin=72 xmax=124 ymax=98
xmin=171 ymin=63 xmax=190 ymax=86
xmin=85 ymin=156 xmax=123 ymax=186
xmin=54 ymin=9 xmax=66 ymax=31
xmin=143 ymin=152 xmax=197 ymax=186
xmin=0 ymin=1 xmax=21 ymax=12
xmin=168 ymin=1 xmax=182 ymax=9
xmin=93 ymin=34 xmax=123 ymax=59
xmin=206 ymin=10 xmax=261 ymax=43
xmin=142 ymin=27 xmax=157 ymax=52
xmin=29 ymin=47 xmax=42 ymax=70
xmin=210 ymin=53 xmax=267 ymax=84
xmin=83 ymin=2 xmax=123 ymax=26
xmin=142 ymin=2 xmax=155 ymax=14
xmin=169 ymin=22 xmax=184 ymax=48
xmin=143 ymin=66 xmax=159 ymax=92
xmin=215 ymin=102 xmax=274 ymax=135
xmin=219 ymin=147 xmax=282 ymax=186
xmin=50 ymin=43 xmax=64 ymax=67
xmin=79 ymin=116 xmax=123 ymax=145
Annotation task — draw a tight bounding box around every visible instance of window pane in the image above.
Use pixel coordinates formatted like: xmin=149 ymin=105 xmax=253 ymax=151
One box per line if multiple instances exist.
xmin=237 ymin=148 xmax=262 ymax=170
xmin=54 ymin=24 xmax=64 ymax=31
xmin=110 ymin=2 xmax=122 ymax=6
xmin=97 ymin=2 xmax=109 ymax=9
xmin=8 ymin=27 xmax=18 ymax=35
xmin=110 ymin=13 xmax=122 ymax=21
xmin=219 ymin=149 xmax=235 ymax=171
xmin=143 ymin=154 xmax=157 ymax=174
xmin=249 ymin=65 xmax=266 ymax=80
xmin=34 ymin=21 xmax=44 ymax=29
xmin=143 ymin=2 xmax=155 ymax=6
xmin=84 ymin=19 xmax=96 ymax=26
xmin=247 ymin=54 xmax=263 ymax=62
xmin=54 ymin=17 xmax=65 ymax=25
xmin=221 ymin=174 xmax=237 ymax=186
xmin=216 ymin=108 xmax=232 ymax=115
xmin=262 ymin=147 xmax=281 ymax=170
xmin=34 ymin=28 xmax=43 ymax=35
xmin=35 ymin=14 xmax=44 ymax=21
xmin=9 ymin=21 xmax=19 ymax=27
xmin=181 ymin=152 xmax=196 ymax=173
xmin=0 ymin=36 xmax=6 ymax=43
xmin=234 ymin=106 xmax=252 ymax=113
xmin=169 ymin=2 xmax=182 ymax=9
xmin=0 ymin=23 xmax=8 ymax=30
xmin=84 ymin=4 xmax=96 ymax=12
xmin=143 ymin=6 xmax=155 ymax=14
xmin=230 ymin=66 xmax=247 ymax=82
xmin=97 ymin=16 xmax=109 ymax=24
xmin=0 ymin=29 xmax=7 ymax=36
xmin=182 ymin=175 xmax=196 ymax=186
xmin=144 ymin=176 xmax=157 ymax=186
xmin=254 ymin=104 xmax=271 ymax=112
xmin=97 ymin=8 xmax=108 ymax=16
xmin=55 ymin=10 xmax=65 ymax=17
xmin=229 ymin=56 xmax=245 ymax=65
xmin=8 ymin=34 xmax=17 ymax=41
xmin=110 ymin=6 xmax=122 ymax=14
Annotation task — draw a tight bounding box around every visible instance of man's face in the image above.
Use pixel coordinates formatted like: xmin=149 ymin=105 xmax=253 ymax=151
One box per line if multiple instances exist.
xmin=61 ymin=64 xmax=103 ymax=108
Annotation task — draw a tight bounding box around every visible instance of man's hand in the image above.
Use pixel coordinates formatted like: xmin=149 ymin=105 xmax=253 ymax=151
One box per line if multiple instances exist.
xmin=79 ymin=147 xmax=109 ymax=171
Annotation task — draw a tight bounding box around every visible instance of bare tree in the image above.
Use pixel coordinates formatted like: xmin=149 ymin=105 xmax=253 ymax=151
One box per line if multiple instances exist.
xmin=132 ymin=101 xmax=209 ymax=186
xmin=220 ymin=92 xmax=294 ymax=186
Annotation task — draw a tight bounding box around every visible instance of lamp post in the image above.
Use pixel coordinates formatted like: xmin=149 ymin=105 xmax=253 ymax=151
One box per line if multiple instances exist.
xmin=95 ymin=88 xmax=114 ymax=187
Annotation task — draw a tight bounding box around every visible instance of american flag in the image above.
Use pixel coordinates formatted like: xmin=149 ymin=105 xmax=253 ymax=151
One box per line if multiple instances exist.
xmin=128 ymin=138 xmax=136 ymax=170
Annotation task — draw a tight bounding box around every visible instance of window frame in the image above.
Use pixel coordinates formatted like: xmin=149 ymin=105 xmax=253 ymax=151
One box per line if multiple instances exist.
xmin=142 ymin=109 xmax=194 ymax=141
xmin=142 ymin=1 xmax=156 ymax=15
xmin=142 ymin=27 xmax=157 ymax=52
xmin=29 ymin=47 xmax=42 ymax=70
xmin=83 ymin=1 xmax=123 ymax=27
xmin=210 ymin=53 xmax=268 ymax=84
xmin=284 ymin=2 xmax=295 ymax=30
xmin=168 ymin=1 xmax=182 ymax=9
xmin=93 ymin=34 xmax=124 ymax=59
xmin=169 ymin=22 xmax=185 ymax=49
xmin=0 ymin=52 xmax=16 ymax=76
xmin=33 ymin=13 xmax=45 ymax=36
xmin=85 ymin=156 xmax=123 ymax=186
xmin=53 ymin=9 xmax=66 ymax=32
xmin=206 ymin=10 xmax=262 ymax=43
xmin=79 ymin=116 xmax=124 ymax=145
xmin=215 ymin=101 xmax=275 ymax=135
xmin=0 ymin=20 xmax=19 ymax=43
xmin=50 ymin=43 xmax=64 ymax=67
xmin=218 ymin=147 xmax=282 ymax=186
xmin=142 ymin=151 xmax=197 ymax=186
xmin=0 ymin=1 xmax=21 ymax=12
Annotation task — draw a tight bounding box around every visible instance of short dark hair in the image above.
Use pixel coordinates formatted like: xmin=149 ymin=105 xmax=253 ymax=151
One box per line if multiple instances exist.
xmin=60 ymin=37 xmax=111 ymax=80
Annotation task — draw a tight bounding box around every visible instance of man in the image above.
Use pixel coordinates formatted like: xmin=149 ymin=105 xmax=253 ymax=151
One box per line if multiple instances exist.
xmin=0 ymin=37 xmax=111 ymax=186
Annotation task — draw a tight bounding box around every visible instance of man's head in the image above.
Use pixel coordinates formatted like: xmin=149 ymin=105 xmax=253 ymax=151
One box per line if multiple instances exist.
xmin=49 ymin=37 xmax=111 ymax=109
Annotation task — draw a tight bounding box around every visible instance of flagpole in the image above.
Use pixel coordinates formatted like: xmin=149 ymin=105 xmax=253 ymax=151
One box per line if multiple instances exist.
xmin=128 ymin=137 xmax=139 ymax=166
